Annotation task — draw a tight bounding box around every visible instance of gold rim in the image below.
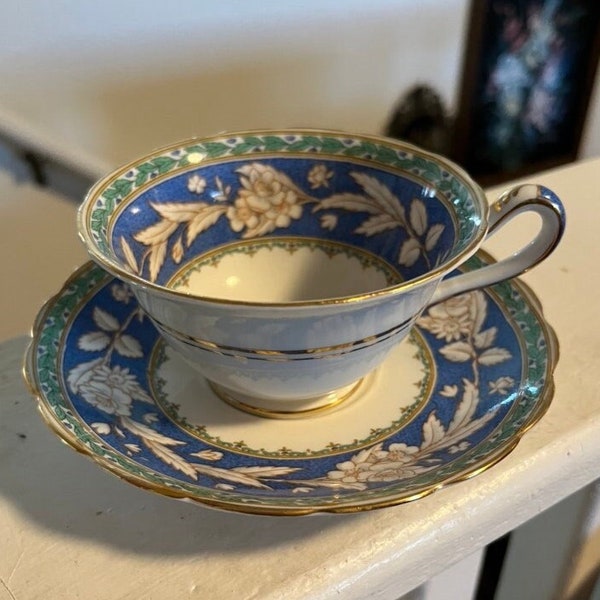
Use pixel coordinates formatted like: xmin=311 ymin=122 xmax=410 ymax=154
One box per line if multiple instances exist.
xmin=78 ymin=128 xmax=489 ymax=309
xmin=209 ymin=377 xmax=365 ymax=420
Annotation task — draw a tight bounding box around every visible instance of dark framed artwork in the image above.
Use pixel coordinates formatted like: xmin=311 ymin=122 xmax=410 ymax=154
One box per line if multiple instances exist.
xmin=453 ymin=0 xmax=600 ymax=185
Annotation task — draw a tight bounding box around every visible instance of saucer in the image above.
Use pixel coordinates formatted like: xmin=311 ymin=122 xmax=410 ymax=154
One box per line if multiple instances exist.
xmin=24 ymin=252 xmax=558 ymax=515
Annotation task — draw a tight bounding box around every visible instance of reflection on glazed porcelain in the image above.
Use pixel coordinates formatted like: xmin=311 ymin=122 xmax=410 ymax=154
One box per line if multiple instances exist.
xmin=78 ymin=130 xmax=565 ymax=412
xmin=25 ymin=253 xmax=558 ymax=514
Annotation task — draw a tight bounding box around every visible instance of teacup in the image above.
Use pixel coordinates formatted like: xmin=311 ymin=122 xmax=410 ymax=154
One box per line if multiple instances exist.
xmin=78 ymin=129 xmax=565 ymax=418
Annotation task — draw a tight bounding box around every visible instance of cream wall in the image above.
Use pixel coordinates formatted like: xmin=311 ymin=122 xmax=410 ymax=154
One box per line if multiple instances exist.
xmin=1 ymin=0 xmax=598 ymax=170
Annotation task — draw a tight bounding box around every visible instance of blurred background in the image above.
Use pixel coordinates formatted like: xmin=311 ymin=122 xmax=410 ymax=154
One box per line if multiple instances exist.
xmin=0 ymin=0 xmax=598 ymax=193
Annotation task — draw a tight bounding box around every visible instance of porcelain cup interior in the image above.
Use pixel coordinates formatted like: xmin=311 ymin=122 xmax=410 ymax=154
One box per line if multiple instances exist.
xmin=76 ymin=130 xmax=514 ymax=416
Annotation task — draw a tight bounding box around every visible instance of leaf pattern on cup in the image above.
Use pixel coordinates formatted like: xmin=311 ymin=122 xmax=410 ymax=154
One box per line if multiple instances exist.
xmin=127 ymin=165 xmax=446 ymax=282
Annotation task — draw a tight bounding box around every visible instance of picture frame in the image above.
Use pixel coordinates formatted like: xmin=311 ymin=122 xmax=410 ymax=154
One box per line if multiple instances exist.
xmin=453 ymin=0 xmax=600 ymax=185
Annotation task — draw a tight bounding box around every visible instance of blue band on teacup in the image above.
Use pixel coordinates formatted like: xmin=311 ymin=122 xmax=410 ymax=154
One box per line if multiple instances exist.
xmin=148 ymin=315 xmax=417 ymax=362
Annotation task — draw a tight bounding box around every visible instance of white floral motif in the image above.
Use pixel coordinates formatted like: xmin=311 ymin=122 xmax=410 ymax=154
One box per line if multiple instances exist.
xmin=187 ymin=174 xmax=206 ymax=194
xmin=440 ymin=384 xmax=459 ymax=397
xmin=417 ymin=294 xmax=478 ymax=342
xmin=67 ymin=286 xmax=302 ymax=488
xmin=130 ymin=164 xmax=446 ymax=282
xmin=291 ymin=290 xmax=516 ymax=492
xmin=226 ymin=163 xmax=303 ymax=237
xmin=417 ymin=291 xmax=513 ymax=389
xmin=111 ymin=283 xmax=134 ymax=304
xmin=307 ymin=164 xmax=333 ymax=189
xmin=76 ymin=364 xmax=142 ymax=416
xmin=449 ymin=441 xmax=470 ymax=454
xmin=143 ymin=412 xmax=159 ymax=424
xmin=319 ymin=213 xmax=338 ymax=231
xmin=190 ymin=449 xmax=223 ymax=461
xmin=489 ymin=376 xmax=516 ymax=395
xmin=324 ymin=442 xmax=427 ymax=488
xmin=327 ymin=447 xmax=377 ymax=484
xmin=314 ymin=171 xmax=445 ymax=269
xmin=91 ymin=422 xmax=111 ymax=435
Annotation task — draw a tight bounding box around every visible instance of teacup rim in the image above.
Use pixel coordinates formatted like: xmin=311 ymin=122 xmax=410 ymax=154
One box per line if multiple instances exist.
xmin=78 ymin=128 xmax=489 ymax=307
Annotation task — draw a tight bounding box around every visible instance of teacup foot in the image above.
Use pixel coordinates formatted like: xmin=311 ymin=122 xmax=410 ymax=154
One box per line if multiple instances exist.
xmin=208 ymin=378 xmax=366 ymax=419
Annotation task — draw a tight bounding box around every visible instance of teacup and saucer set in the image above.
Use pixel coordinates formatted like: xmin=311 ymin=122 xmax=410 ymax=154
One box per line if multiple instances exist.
xmin=24 ymin=130 xmax=565 ymax=515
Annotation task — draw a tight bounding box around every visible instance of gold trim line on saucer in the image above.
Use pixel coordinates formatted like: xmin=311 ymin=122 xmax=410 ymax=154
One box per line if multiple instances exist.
xmin=208 ymin=377 xmax=365 ymax=420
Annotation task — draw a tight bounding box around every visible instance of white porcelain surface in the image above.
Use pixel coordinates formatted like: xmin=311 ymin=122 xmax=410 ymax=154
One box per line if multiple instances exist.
xmin=169 ymin=239 xmax=399 ymax=302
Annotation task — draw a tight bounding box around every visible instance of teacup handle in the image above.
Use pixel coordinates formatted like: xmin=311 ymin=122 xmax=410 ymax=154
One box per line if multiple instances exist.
xmin=430 ymin=184 xmax=566 ymax=305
